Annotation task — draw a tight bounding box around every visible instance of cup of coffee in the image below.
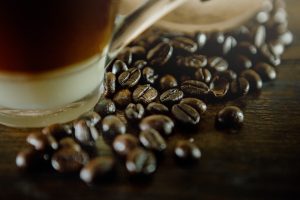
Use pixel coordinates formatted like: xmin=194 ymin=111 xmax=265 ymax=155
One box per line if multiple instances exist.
xmin=0 ymin=0 xmax=187 ymax=127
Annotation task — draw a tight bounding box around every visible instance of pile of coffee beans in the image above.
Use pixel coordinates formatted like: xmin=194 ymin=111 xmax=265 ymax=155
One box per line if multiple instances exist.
xmin=16 ymin=0 xmax=292 ymax=184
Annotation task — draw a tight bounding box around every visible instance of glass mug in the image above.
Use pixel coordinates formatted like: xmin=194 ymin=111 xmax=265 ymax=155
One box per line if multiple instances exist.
xmin=0 ymin=0 xmax=188 ymax=127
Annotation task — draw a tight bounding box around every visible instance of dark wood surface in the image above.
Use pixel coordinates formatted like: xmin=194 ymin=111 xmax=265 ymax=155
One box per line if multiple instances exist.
xmin=1 ymin=1 xmax=300 ymax=200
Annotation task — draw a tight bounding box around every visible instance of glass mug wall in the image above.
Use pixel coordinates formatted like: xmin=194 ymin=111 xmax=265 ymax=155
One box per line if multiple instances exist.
xmin=0 ymin=0 xmax=187 ymax=127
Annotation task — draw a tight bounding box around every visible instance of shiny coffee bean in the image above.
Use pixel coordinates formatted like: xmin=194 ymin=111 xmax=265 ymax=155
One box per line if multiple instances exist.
xmin=160 ymin=88 xmax=184 ymax=106
xmin=100 ymin=115 xmax=126 ymax=144
xmin=78 ymin=111 xmax=101 ymax=126
xmin=142 ymin=67 xmax=158 ymax=84
xmin=176 ymin=54 xmax=207 ymax=69
xmin=259 ymin=44 xmax=281 ymax=66
xmin=94 ymin=98 xmax=116 ymax=117
xmin=126 ymin=148 xmax=157 ymax=175
xmin=216 ymin=106 xmax=244 ymax=128
xmin=147 ymin=42 xmax=173 ymax=66
xmin=27 ymin=132 xmax=58 ymax=151
xmin=59 ymin=138 xmax=81 ymax=152
xmin=196 ymin=32 xmax=207 ymax=50
xmin=174 ymin=140 xmax=201 ymax=163
xmin=171 ymin=36 xmax=198 ymax=53
xmin=117 ymin=47 xmax=133 ymax=65
xmin=160 ymin=74 xmax=178 ymax=91
xmin=80 ymin=156 xmax=115 ymax=184
xmin=251 ymin=25 xmax=266 ymax=48
xmin=181 ymin=80 xmax=210 ymax=97
xmin=133 ymin=60 xmax=148 ymax=69
xmin=209 ymin=76 xmax=230 ymax=99
xmin=16 ymin=148 xmax=44 ymax=170
xmin=254 ymin=63 xmax=277 ymax=81
xmin=139 ymin=129 xmax=167 ymax=152
xmin=215 ymin=70 xmax=237 ymax=82
xmin=140 ymin=115 xmax=174 ymax=136
xmin=146 ymin=102 xmax=169 ymax=115
xmin=42 ymin=124 xmax=70 ymax=141
xmin=180 ymin=98 xmax=207 ymax=114
xmin=125 ymin=103 xmax=145 ymax=122
xmin=208 ymin=57 xmax=228 ymax=72
xmin=104 ymin=72 xmax=116 ymax=97
xmin=256 ymin=11 xmax=270 ymax=24
xmin=236 ymin=41 xmax=258 ymax=59
xmin=118 ymin=67 xmax=141 ymax=88
xmin=233 ymin=55 xmax=252 ymax=72
xmin=278 ymin=31 xmax=293 ymax=46
xmin=51 ymin=148 xmax=89 ymax=173
xmin=133 ymin=84 xmax=158 ymax=105
xmin=241 ymin=69 xmax=263 ymax=91
xmin=230 ymin=77 xmax=250 ymax=97
xmin=113 ymin=89 xmax=132 ymax=108
xmin=74 ymin=120 xmax=99 ymax=146
xmin=222 ymin=35 xmax=237 ymax=55
xmin=268 ymin=40 xmax=285 ymax=56
xmin=194 ymin=68 xmax=212 ymax=83
xmin=172 ymin=104 xmax=200 ymax=125
xmin=113 ymin=134 xmax=139 ymax=157
xmin=111 ymin=60 xmax=128 ymax=75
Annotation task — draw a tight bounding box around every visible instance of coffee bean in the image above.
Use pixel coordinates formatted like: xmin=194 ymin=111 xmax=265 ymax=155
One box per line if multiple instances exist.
xmin=215 ymin=70 xmax=237 ymax=82
xmin=181 ymin=80 xmax=210 ymax=97
xmin=254 ymin=62 xmax=277 ymax=81
xmin=111 ymin=60 xmax=128 ymax=75
xmin=160 ymin=88 xmax=184 ymax=106
xmin=171 ymin=36 xmax=198 ymax=53
xmin=113 ymin=134 xmax=139 ymax=157
xmin=241 ymin=69 xmax=263 ymax=91
xmin=268 ymin=40 xmax=285 ymax=56
xmin=104 ymin=72 xmax=116 ymax=97
xmin=196 ymin=32 xmax=207 ymax=50
xmin=125 ymin=103 xmax=145 ymax=122
xmin=174 ymin=140 xmax=201 ymax=163
xmin=27 ymin=132 xmax=58 ymax=151
xmin=59 ymin=138 xmax=81 ymax=152
xmin=216 ymin=106 xmax=244 ymax=128
xmin=180 ymin=98 xmax=207 ymax=114
xmin=78 ymin=111 xmax=101 ymax=126
xmin=118 ymin=67 xmax=141 ymax=88
xmin=147 ymin=42 xmax=173 ymax=66
xmin=256 ymin=11 xmax=270 ymax=24
xmin=42 ymin=124 xmax=70 ymax=141
xmin=126 ymin=148 xmax=157 ymax=175
xmin=194 ymin=68 xmax=212 ymax=83
xmin=236 ymin=41 xmax=258 ymax=59
xmin=230 ymin=77 xmax=250 ymax=97
xmin=146 ymin=102 xmax=169 ymax=115
xmin=16 ymin=147 xmax=44 ymax=170
xmin=233 ymin=55 xmax=253 ymax=72
xmin=208 ymin=57 xmax=228 ymax=72
xmin=142 ymin=67 xmax=158 ymax=84
xmin=222 ymin=36 xmax=237 ymax=55
xmin=160 ymin=75 xmax=178 ymax=91
xmin=209 ymin=76 xmax=230 ymax=99
xmin=113 ymin=89 xmax=132 ymax=108
xmin=94 ymin=98 xmax=116 ymax=117
xmin=140 ymin=115 xmax=174 ymax=136
xmin=139 ymin=129 xmax=167 ymax=152
xmin=73 ymin=120 xmax=99 ymax=146
xmin=176 ymin=55 xmax=207 ymax=69
xmin=133 ymin=84 xmax=158 ymax=105
xmin=51 ymin=148 xmax=89 ymax=173
xmin=117 ymin=47 xmax=133 ymax=65
xmin=100 ymin=115 xmax=126 ymax=144
xmin=80 ymin=156 xmax=115 ymax=184
xmin=259 ymin=44 xmax=281 ymax=66
xmin=278 ymin=31 xmax=293 ymax=46
xmin=251 ymin=25 xmax=266 ymax=47
xmin=133 ymin=60 xmax=148 ymax=70
xmin=172 ymin=104 xmax=200 ymax=125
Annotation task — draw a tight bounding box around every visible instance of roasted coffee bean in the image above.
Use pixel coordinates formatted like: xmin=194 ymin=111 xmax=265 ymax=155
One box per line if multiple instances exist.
xmin=147 ymin=42 xmax=173 ymax=66
xmin=194 ymin=68 xmax=212 ymax=83
xmin=125 ymin=103 xmax=145 ymax=121
xmin=256 ymin=11 xmax=270 ymax=24
xmin=42 ymin=124 xmax=70 ymax=141
xmin=180 ymin=98 xmax=207 ymax=114
xmin=208 ymin=57 xmax=228 ymax=72
xmin=100 ymin=115 xmax=126 ymax=144
xmin=222 ymin=36 xmax=237 ymax=55
xmin=139 ymin=129 xmax=167 ymax=152
xmin=140 ymin=115 xmax=174 ymax=136
xmin=230 ymin=77 xmax=250 ymax=97
xmin=126 ymin=148 xmax=157 ymax=175
xmin=27 ymin=132 xmax=58 ymax=151
xmin=172 ymin=104 xmax=200 ymax=125
xmin=111 ymin=60 xmax=128 ymax=75
xmin=216 ymin=70 xmax=237 ymax=82
xmin=278 ymin=31 xmax=293 ymax=46
xmin=59 ymin=138 xmax=81 ymax=152
xmin=118 ymin=67 xmax=141 ymax=88
xmin=251 ymin=25 xmax=266 ymax=47
xmin=133 ymin=60 xmax=148 ymax=69
xmin=181 ymin=80 xmax=210 ymax=97
xmin=16 ymin=147 xmax=45 ymax=171
xmin=236 ymin=41 xmax=258 ymax=59
xmin=241 ymin=69 xmax=263 ymax=91
xmin=113 ymin=89 xmax=132 ymax=108
xmin=94 ymin=98 xmax=116 ymax=117
xmin=74 ymin=120 xmax=99 ymax=146
xmin=176 ymin=55 xmax=207 ymax=69
xmin=146 ymin=102 xmax=169 ymax=115
xmin=130 ymin=46 xmax=146 ymax=60
xmin=231 ymin=25 xmax=252 ymax=41
xmin=133 ymin=84 xmax=158 ymax=105
xmin=117 ymin=47 xmax=133 ymax=65
xmin=79 ymin=111 xmax=101 ymax=126
xmin=209 ymin=76 xmax=230 ymax=98
xmin=171 ymin=36 xmax=198 ymax=53
xmin=254 ymin=63 xmax=277 ymax=81
xmin=113 ymin=134 xmax=139 ymax=157
xmin=51 ymin=148 xmax=89 ymax=173
xmin=160 ymin=75 xmax=178 ymax=91
xmin=104 ymin=72 xmax=116 ymax=97
xmin=216 ymin=106 xmax=244 ymax=128
xmin=196 ymin=32 xmax=207 ymax=50
xmin=259 ymin=44 xmax=281 ymax=66
xmin=142 ymin=67 xmax=158 ymax=84
xmin=268 ymin=40 xmax=285 ymax=56
xmin=160 ymin=88 xmax=184 ymax=106
xmin=80 ymin=156 xmax=116 ymax=184
xmin=174 ymin=140 xmax=201 ymax=163
xmin=233 ymin=55 xmax=252 ymax=72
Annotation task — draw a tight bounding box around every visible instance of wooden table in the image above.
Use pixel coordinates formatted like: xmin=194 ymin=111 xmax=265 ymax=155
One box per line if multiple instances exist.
xmin=1 ymin=1 xmax=300 ymax=199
